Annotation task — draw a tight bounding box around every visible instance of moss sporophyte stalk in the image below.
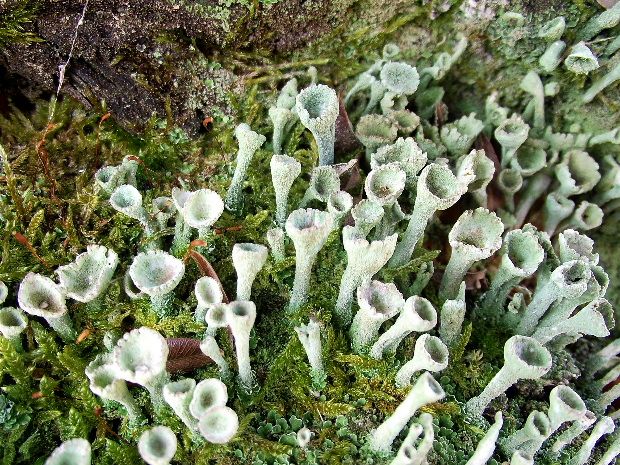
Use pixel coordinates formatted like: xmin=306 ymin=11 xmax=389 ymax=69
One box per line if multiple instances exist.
xmin=4 ymin=3 xmax=620 ymax=463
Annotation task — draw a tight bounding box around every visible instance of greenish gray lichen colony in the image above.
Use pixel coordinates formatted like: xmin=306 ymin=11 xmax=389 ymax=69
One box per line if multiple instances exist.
xmin=4 ymin=4 xmax=620 ymax=465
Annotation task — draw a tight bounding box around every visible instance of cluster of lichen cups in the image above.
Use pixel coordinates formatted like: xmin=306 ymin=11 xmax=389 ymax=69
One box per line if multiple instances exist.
xmin=4 ymin=18 xmax=620 ymax=463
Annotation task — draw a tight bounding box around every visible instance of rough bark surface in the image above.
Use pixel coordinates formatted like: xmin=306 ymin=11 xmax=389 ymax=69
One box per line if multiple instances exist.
xmin=1 ymin=0 xmax=366 ymax=132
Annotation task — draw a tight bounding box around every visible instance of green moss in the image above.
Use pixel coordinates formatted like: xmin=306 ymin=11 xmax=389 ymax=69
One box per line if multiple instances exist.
xmin=0 ymin=1 xmax=42 ymax=49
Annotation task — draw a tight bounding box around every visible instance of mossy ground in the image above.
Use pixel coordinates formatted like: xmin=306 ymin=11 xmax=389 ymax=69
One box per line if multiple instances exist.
xmin=2 ymin=1 xmax=620 ymax=464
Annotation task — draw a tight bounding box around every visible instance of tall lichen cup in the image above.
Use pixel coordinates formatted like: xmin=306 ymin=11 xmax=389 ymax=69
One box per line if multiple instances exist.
xmin=465 ymin=335 xmax=551 ymax=419
xmin=295 ymin=84 xmax=339 ymax=166
xmin=439 ymin=208 xmax=504 ymax=301
xmin=285 ymin=208 xmax=334 ymax=311
xmin=225 ymin=123 xmax=266 ymax=211
xmin=334 ymin=226 xmax=398 ymax=326
xmin=389 ymin=163 xmax=467 ymax=267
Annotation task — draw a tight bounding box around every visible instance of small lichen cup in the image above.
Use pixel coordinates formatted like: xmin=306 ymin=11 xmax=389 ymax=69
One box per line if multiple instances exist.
xmin=225 ymin=123 xmax=266 ymax=211
xmin=111 ymin=327 xmax=170 ymax=408
xmin=56 ymin=244 xmax=118 ymax=304
xmin=334 ymin=226 xmax=398 ymax=327
xmin=182 ymin=188 xmax=224 ymax=239
xmin=439 ymin=208 xmax=504 ymax=301
xmin=198 ymin=406 xmax=239 ymax=444
xmin=138 ymin=426 xmax=177 ymax=465
xmin=395 ymin=334 xmax=449 ymax=387
xmin=129 ymin=250 xmax=185 ymax=318
xmin=226 ymin=300 xmax=257 ymax=391
xmin=189 ymin=378 xmax=228 ymax=420
xmin=194 ymin=276 xmax=224 ymax=324
xmin=44 ymin=438 xmax=91 ymax=465
xmin=369 ymin=372 xmax=445 ymax=452
xmin=18 ymin=272 xmax=75 ymax=341
xmin=0 ymin=307 xmax=28 ymax=349
xmin=350 ymin=280 xmax=404 ymax=353
xmin=389 ymin=163 xmax=468 ymax=267
xmin=163 ymin=378 xmax=197 ymax=431
xmin=370 ymin=295 xmax=437 ymax=359
xmin=270 ymin=154 xmax=302 ymax=225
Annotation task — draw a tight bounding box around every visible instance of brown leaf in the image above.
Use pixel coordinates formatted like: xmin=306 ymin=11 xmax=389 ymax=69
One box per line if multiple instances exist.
xmin=185 ymin=246 xmax=229 ymax=303
xmin=334 ymin=95 xmax=362 ymax=156
xmin=475 ymin=133 xmax=503 ymax=212
xmin=166 ymin=338 xmax=213 ymax=373
xmin=435 ymin=101 xmax=449 ymax=127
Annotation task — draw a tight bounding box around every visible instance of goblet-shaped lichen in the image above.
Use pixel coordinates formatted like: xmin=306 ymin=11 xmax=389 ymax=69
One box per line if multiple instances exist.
xmin=351 ymin=199 xmax=384 ymax=238
xmin=232 ymin=243 xmax=268 ymax=301
xmin=350 ymin=280 xmax=404 ymax=353
xmin=111 ymin=327 xmax=170 ymax=408
xmin=547 ymin=385 xmax=588 ymax=436
xmin=227 ymin=300 xmax=257 ymax=390
xmin=269 ymin=106 xmax=296 ymax=155
xmin=182 ymin=188 xmax=224 ymax=239
xmin=516 ymin=259 xmax=591 ymax=335
xmin=87 ymin=363 xmax=142 ymax=422
xmin=194 ymin=276 xmax=223 ymax=324
xmin=502 ymin=410 xmax=550 ymax=458
xmin=370 ymin=295 xmax=437 ymax=359
xmin=56 ymin=245 xmax=118 ymax=303
xmin=110 ymin=184 xmax=148 ymax=225
xmin=457 ymin=149 xmax=495 ymax=206
xmin=511 ymin=146 xmax=546 ymax=177
xmin=389 ymin=163 xmax=467 ymax=267
xmin=44 ymin=438 xmax=91 ymax=465
xmin=543 ymin=193 xmax=575 ymax=235
xmin=495 ymin=115 xmax=530 ymax=167
xmin=163 ymin=378 xmax=197 ymax=431
xmin=439 ymin=208 xmax=504 ymax=301
xmin=285 ymin=208 xmax=334 ymax=311
xmin=465 ymin=335 xmax=551 ymax=418
xmin=138 ymin=426 xmax=177 ymax=465
xmin=18 ymin=272 xmax=75 ymax=341
xmin=369 ymin=372 xmax=445 ymax=452
xmin=554 ymin=150 xmax=601 ymax=197
xmin=365 ymin=163 xmax=406 ymax=207
xmin=564 ymin=42 xmax=599 ymax=75
xmin=295 ymin=84 xmax=339 ymax=166
xmin=198 ymin=406 xmax=239 ymax=444
xmin=300 ymin=166 xmax=340 ymax=207
xmin=270 ymin=154 xmax=302 ymax=225
xmin=481 ymin=228 xmax=544 ymax=312
xmin=395 ymin=334 xmax=449 ymax=387
xmin=0 ymin=307 xmax=27 ymax=348
xmin=225 ymin=123 xmax=266 ymax=211
xmin=129 ymin=250 xmax=185 ymax=318
xmin=335 ymin=226 xmax=397 ymax=326
xmin=295 ymin=318 xmax=324 ymax=383
xmin=189 ymin=378 xmax=228 ymax=420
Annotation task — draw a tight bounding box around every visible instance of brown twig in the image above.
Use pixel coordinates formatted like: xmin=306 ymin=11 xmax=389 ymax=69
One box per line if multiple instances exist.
xmin=12 ymin=231 xmax=51 ymax=268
